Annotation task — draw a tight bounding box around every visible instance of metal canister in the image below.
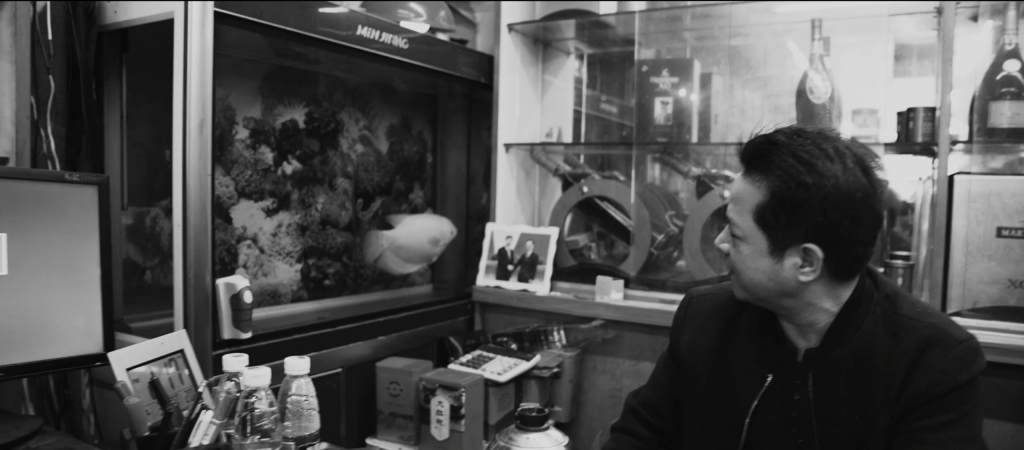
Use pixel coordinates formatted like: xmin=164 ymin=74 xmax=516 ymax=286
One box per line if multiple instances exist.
xmin=896 ymin=111 xmax=906 ymax=142
xmin=884 ymin=251 xmax=915 ymax=292
xmin=905 ymin=107 xmax=936 ymax=143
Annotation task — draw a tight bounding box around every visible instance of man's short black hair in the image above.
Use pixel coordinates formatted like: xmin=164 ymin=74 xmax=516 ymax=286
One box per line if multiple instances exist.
xmin=739 ymin=125 xmax=885 ymax=281
xmin=505 ymin=236 xmax=512 ymax=241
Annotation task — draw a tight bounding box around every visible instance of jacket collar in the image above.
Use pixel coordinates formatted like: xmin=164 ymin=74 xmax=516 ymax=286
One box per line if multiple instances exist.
xmin=750 ymin=269 xmax=879 ymax=366
xmin=816 ymin=269 xmax=878 ymax=355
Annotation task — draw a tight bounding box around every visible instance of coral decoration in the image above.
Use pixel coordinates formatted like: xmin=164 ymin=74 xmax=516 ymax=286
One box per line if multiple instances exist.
xmin=204 ymin=57 xmax=435 ymax=307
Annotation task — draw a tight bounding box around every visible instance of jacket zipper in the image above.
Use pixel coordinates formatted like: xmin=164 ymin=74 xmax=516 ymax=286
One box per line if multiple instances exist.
xmin=809 ymin=371 xmax=820 ymax=450
xmin=738 ymin=373 xmax=773 ymax=450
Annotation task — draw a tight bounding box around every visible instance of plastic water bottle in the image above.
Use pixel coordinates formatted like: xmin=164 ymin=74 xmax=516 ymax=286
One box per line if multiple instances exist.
xmin=278 ymin=356 xmax=320 ymax=450
xmin=233 ymin=366 xmax=282 ymax=450
xmin=210 ymin=353 xmax=248 ymax=442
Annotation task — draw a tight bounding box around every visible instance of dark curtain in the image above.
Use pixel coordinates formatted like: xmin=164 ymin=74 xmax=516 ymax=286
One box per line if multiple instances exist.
xmin=29 ymin=1 xmax=101 ymax=173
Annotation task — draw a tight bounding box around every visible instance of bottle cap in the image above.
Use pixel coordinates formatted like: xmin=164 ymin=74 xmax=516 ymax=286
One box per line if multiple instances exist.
xmin=222 ymin=353 xmax=249 ymax=373
xmin=242 ymin=366 xmax=272 ymax=388
xmin=515 ymin=403 xmax=551 ymax=431
xmin=284 ymin=355 xmax=311 ymax=375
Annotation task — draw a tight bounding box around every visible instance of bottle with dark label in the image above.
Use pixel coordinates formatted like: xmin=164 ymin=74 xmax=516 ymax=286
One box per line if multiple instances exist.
xmin=970 ymin=2 xmax=1024 ymax=141
xmin=796 ymin=18 xmax=842 ymax=129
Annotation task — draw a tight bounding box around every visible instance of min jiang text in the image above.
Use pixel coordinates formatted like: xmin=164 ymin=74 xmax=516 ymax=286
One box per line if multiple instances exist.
xmin=356 ymin=24 xmax=410 ymax=49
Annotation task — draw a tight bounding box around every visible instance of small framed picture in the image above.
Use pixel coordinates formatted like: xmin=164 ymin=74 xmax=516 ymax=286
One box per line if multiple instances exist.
xmin=476 ymin=223 xmax=559 ymax=295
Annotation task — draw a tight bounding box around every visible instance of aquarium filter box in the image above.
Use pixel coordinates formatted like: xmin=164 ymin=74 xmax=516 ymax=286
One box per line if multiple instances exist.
xmin=947 ymin=174 xmax=1024 ymax=317
xmin=376 ymin=357 xmax=435 ymax=445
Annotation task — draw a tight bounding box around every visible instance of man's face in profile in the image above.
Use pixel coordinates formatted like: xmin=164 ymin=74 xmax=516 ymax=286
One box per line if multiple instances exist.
xmin=526 ymin=241 xmax=535 ymax=254
xmin=713 ymin=174 xmax=790 ymax=306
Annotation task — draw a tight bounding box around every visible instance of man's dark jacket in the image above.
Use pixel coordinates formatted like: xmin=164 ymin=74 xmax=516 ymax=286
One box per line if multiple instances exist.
xmin=496 ymin=247 xmax=514 ymax=281
xmin=515 ymin=252 xmax=540 ymax=283
xmin=604 ymin=269 xmax=986 ymax=450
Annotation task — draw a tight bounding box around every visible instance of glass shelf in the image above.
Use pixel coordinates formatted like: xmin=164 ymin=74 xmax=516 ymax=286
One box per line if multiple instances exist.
xmin=949 ymin=142 xmax=1024 ymax=175
xmin=952 ymin=141 xmax=1024 ymax=154
xmin=508 ymin=3 xmax=940 ymax=54
xmin=882 ymin=142 xmax=937 ymax=158
xmin=507 ymin=11 xmax=637 ymax=54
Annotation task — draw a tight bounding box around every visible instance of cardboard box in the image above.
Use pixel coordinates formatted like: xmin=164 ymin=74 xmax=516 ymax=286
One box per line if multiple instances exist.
xmin=484 ymin=380 xmax=515 ymax=441
xmin=947 ymin=174 xmax=1024 ymax=312
xmin=635 ymin=58 xmax=702 ymax=143
xmin=547 ymin=348 xmax=582 ymax=423
xmin=419 ymin=369 xmax=484 ymax=450
xmin=376 ymin=357 xmax=434 ymax=445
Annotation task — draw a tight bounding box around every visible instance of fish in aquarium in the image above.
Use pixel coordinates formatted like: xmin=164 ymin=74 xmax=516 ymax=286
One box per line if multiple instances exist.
xmin=363 ymin=213 xmax=457 ymax=275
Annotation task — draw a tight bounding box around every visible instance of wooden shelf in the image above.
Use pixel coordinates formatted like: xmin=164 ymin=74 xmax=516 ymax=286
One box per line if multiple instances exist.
xmin=472 ymin=286 xmax=679 ymax=328
xmin=951 ymin=317 xmax=1024 ymax=366
xmin=504 ymin=141 xmax=937 ymax=157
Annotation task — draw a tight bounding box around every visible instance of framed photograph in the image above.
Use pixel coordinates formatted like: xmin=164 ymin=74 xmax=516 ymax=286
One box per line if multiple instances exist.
xmin=106 ymin=330 xmax=212 ymax=429
xmin=476 ymin=223 xmax=559 ymax=295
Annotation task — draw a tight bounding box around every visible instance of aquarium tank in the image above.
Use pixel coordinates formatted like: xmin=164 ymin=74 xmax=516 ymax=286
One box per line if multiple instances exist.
xmin=209 ymin=13 xmax=491 ymax=309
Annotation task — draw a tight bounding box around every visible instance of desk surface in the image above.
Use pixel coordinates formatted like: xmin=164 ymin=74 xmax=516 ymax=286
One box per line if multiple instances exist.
xmin=473 ymin=286 xmax=678 ymax=328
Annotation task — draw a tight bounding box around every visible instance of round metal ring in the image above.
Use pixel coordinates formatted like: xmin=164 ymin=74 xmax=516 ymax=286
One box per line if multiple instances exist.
xmin=548 ymin=178 xmax=652 ymax=277
xmin=682 ymin=189 xmax=729 ymax=280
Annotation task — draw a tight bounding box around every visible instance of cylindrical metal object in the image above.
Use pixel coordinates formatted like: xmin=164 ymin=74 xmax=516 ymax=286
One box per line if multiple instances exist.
xmin=123 ymin=395 xmax=151 ymax=436
xmin=905 ymin=107 xmax=936 ymax=143
xmin=884 ymin=251 xmax=915 ymax=292
xmin=896 ymin=111 xmax=906 ymax=143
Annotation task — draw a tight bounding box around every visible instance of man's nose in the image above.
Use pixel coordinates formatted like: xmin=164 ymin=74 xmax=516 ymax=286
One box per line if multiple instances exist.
xmin=714 ymin=228 xmax=731 ymax=254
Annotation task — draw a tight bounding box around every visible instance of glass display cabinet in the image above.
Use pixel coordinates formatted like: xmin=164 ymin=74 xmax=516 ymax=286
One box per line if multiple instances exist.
xmin=944 ymin=1 xmax=1024 ymax=361
xmin=493 ymin=0 xmax=1024 ymax=364
xmin=497 ymin=1 xmax=940 ymax=298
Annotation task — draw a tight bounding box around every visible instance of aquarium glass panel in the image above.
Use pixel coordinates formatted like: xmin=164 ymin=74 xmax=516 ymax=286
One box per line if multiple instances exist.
xmin=120 ymin=21 xmax=176 ymax=339
xmin=213 ymin=19 xmax=446 ymax=307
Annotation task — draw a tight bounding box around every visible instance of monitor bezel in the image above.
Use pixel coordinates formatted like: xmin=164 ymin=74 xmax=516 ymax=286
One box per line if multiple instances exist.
xmin=0 ymin=167 xmax=114 ymax=381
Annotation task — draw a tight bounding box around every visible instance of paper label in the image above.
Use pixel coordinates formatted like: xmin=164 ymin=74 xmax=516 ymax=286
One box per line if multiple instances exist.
xmin=988 ymin=100 xmax=1024 ymax=128
xmin=805 ymin=70 xmax=833 ymax=104
xmin=430 ymin=395 xmax=451 ymax=441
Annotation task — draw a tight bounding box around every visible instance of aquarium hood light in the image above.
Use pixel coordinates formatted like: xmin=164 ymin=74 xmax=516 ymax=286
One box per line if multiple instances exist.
xmin=361 ymin=1 xmax=456 ymax=32
xmin=319 ymin=6 xmax=351 ymax=13
xmin=400 ymin=20 xmax=431 ymax=33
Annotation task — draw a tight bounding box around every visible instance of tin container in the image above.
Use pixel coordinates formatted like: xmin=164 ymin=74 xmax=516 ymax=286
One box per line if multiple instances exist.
xmin=852 ymin=108 xmax=881 ymax=143
xmin=896 ymin=111 xmax=906 ymax=142
xmin=884 ymin=251 xmax=915 ymax=292
xmin=905 ymin=107 xmax=936 ymax=143
xmin=377 ymin=357 xmax=434 ymax=445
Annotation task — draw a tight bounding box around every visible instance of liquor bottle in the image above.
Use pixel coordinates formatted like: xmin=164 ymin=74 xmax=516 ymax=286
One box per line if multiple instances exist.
xmin=796 ymin=18 xmax=842 ymax=129
xmin=970 ymin=1 xmax=1024 ymax=141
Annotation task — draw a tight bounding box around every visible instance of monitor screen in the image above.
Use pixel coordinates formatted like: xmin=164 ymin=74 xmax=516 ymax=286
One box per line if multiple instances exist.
xmin=0 ymin=168 xmax=112 ymax=379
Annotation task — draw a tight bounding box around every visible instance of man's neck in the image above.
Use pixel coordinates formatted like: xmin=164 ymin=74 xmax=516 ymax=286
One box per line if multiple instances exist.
xmin=775 ymin=276 xmax=859 ymax=361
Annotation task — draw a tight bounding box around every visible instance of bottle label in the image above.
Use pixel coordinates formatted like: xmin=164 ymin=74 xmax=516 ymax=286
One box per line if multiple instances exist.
xmin=283 ymin=430 xmax=320 ymax=449
xmin=988 ymin=100 xmax=1024 ymax=128
xmin=805 ymin=70 xmax=833 ymax=104
xmin=430 ymin=395 xmax=452 ymax=442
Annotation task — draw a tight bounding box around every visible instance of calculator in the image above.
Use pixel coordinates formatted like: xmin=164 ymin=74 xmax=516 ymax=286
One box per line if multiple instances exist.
xmin=447 ymin=344 xmax=541 ymax=384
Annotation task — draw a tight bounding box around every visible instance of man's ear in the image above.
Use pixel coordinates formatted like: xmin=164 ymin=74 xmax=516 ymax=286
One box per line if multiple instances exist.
xmin=789 ymin=243 xmax=825 ymax=283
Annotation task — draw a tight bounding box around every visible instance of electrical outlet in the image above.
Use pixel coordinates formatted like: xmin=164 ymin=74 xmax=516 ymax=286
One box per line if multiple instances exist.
xmin=0 ymin=233 xmax=6 ymax=275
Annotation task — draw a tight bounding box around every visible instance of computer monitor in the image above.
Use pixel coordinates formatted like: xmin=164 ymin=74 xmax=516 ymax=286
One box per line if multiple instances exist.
xmin=0 ymin=167 xmax=113 ymax=380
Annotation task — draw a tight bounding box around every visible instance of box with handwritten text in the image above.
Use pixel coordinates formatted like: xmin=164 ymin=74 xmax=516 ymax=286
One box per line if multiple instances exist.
xmin=418 ymin=369 xmax=483 ymax=450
